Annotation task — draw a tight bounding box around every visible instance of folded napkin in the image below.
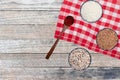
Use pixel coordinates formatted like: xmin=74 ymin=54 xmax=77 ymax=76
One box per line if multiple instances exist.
xmin=54 ymin=0 xmax=120 ymax=59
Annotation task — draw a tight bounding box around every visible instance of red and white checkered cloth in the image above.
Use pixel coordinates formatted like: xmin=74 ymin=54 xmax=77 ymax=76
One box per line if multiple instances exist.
xmin=54 ymin=0 xmax=120 ymax=59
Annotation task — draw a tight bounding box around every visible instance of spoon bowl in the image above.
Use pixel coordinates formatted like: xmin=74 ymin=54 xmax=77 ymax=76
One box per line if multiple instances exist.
xmin=64 ymin=16 xmax=74 ymax=26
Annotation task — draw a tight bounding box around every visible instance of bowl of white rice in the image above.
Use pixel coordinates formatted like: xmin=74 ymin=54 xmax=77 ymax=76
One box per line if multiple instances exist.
xmin=80 ymin=0 xmax=103 ymax=23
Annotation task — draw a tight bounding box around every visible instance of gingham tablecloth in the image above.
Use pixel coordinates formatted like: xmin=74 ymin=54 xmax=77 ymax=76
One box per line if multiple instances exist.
xmin=54 ymin=0 xmax=120 ymax=59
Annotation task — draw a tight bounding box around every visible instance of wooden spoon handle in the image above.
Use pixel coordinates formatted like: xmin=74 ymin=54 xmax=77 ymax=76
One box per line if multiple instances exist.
xmin=45 ymin=38 xmax=60 ymax=59
xmin=45 ymin=27 xmax=66 ymax=59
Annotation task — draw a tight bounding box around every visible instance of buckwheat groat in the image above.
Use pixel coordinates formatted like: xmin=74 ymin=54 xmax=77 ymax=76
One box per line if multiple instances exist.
xmin=96 ymin=28 xmax=118 ymax=50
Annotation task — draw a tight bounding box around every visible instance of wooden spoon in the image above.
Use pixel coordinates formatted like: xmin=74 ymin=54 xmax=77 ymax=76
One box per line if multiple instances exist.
xmin=45 ymin=16 xmax=74 ymax=59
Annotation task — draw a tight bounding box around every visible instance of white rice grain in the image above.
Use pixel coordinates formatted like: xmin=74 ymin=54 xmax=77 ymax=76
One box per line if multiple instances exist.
xmin=80 ymin=1 xmax=102 ymax=23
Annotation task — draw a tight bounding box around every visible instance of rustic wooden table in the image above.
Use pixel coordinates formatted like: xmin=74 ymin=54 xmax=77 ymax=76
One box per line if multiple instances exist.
xmin=0 ymin=0 xmax=120 ymax=80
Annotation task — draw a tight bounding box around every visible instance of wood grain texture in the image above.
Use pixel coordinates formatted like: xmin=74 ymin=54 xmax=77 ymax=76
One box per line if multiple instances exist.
xmin=0 ymin=0 xmax=62 ymax=10
xmin=0 ymin=0 xmax=120 ymax=79
xmin=0 ymin=11 xmax=58 ymax=24
xmin=0 ymin=40 xmax=80 ymax=53
xmin=0 ymin=24 xmax=94 ymax=53
xmin=0 ymin=24 xmax=56 ymax=39
xmin=0 ymin=68 xmax=120 ymax=80
xmin=0 ymin=53 xmax=120 ymax=68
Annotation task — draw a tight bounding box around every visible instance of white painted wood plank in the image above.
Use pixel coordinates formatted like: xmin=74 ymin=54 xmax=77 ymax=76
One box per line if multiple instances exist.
xmin=0 ymin=68 xmax=120 ymax=80
xmin=0 ymin=24 xmax=94 ymax=53
xmin=0 ymin=40 xmax=95 ymax=54
xmin=0 ymin=11 xmax=58 ymax=24
xmin=0 ymin=24 xmax=56 ymax=39
xmin=0 ymin=0 xmax=119 ymax=79
xmin=0 ymin=40 xmax=80 ymax=53
xmin=0 ymin=53 xmax=120 ymax=67
xmin=0 ymin=0 xmax=62 ymax=10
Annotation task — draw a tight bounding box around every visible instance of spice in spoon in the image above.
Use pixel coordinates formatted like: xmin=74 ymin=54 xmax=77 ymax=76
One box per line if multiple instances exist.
xmin=64 ymin=16 xmax=74 ymax=26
